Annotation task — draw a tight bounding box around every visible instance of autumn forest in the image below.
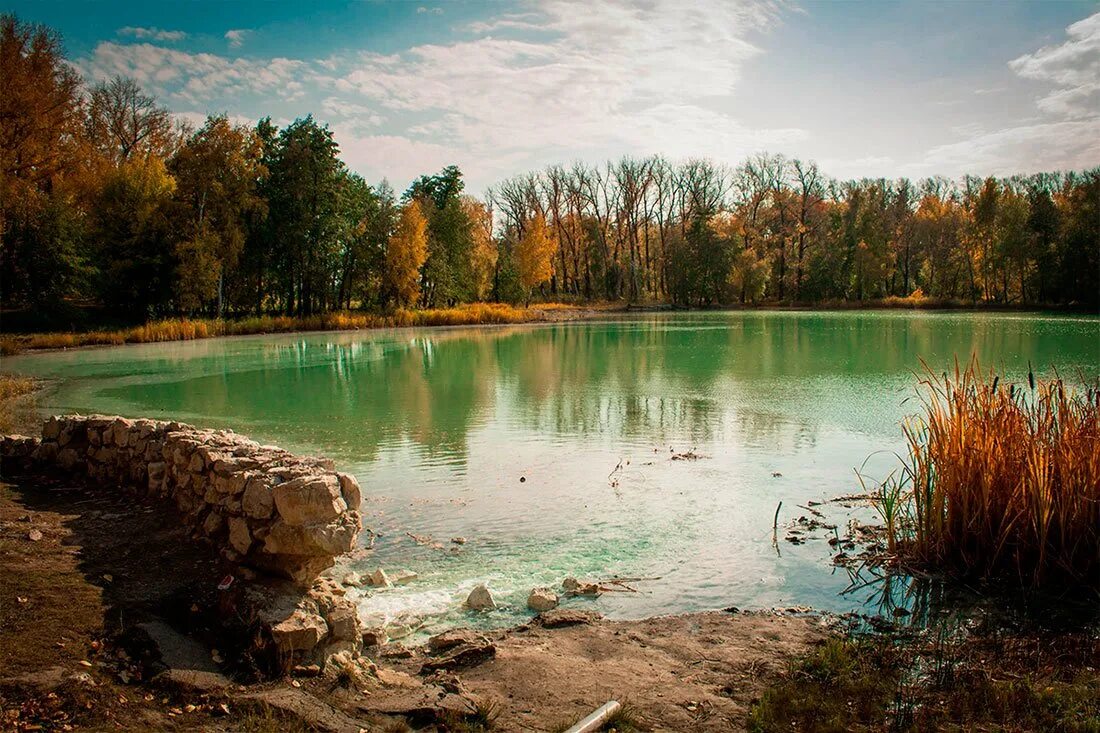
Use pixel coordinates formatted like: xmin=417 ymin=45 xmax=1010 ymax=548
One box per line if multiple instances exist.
xmin=2 ymin=15 xmax=1097 ymax=330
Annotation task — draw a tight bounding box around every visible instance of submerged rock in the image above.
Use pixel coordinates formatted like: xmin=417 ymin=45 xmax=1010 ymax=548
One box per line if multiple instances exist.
xmin=465 ymin=583 xmax=496 ymax=610
xmin=527 ymin=587 xmax=559 ymax=612
xmin=390 ymin=569 xmax=418 ymax=585
xmin=562 ymin=577 xmax=601 ymax=596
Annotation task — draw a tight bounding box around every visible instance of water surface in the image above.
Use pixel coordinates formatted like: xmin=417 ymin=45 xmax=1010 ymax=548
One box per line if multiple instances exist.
xmin=6 ymin=311 xmax=1097 ymax=634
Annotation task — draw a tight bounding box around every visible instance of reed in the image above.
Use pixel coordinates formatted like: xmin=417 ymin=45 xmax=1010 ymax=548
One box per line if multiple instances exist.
xmin=0 ymin=303 xmax=545 ymax=354
xmin=878 ymin=360 xmax=1100 ymax=587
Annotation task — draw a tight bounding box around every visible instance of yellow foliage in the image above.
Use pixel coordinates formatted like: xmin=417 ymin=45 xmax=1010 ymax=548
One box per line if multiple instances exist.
xmin=386 ymin=200 xmax=429 ymax=307
xmin=515 ymin=214 xmax=557 ymax=293
xmin=463 ymin=196 xmax=497 ymax=301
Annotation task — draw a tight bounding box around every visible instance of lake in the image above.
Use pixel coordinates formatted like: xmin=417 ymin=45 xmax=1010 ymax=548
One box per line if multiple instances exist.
xmin=5 ymin=310 xmax=1098 ymax=635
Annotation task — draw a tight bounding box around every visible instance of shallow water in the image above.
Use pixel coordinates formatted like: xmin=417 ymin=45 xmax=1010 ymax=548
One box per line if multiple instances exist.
xmin=6 ymin=310 xmax=1098 ymax=636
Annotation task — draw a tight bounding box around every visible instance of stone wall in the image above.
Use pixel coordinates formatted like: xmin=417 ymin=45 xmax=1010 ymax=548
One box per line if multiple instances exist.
xmin=7 ymin=414 xmax=363 ymax=585
xmin=1 ymin=415 xmax=367 ymax=668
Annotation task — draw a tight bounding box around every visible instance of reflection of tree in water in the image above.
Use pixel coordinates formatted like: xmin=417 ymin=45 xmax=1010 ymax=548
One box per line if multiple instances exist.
xmin=99 ymin=312 xmax=1096 ymax=465
xmin=106 ymin=330 xmax=500 ymax=464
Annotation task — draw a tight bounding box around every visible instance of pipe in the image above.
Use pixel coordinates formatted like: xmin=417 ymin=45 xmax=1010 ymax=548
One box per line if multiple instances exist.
xmin=565 ymin=700 xmax=622 ymax=733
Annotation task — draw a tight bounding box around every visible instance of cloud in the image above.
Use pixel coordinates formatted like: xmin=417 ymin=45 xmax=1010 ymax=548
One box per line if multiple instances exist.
xmin=117 ymin=26 xmax=187 ymax=42
xmin=225 ymin=29 xmax=251 ymax=48
xmin=416 ymin=7 xmax=444 ymax=15
xmin=333 ymin=0 xmax=795 ymax=165
xmin=1009 ymin=11 xmax=1100 ymax=119
xmin=173 ymin=110 xmax=256 ymax=131
xmin=78 ymin=42 xmax=313 ymax=105
xmin=914 ymin=119 xmax=1100 ymax=176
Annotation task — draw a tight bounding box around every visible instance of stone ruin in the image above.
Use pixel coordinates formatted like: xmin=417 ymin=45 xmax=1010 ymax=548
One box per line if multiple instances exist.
xmin=1 ymin=415 xmax=367 ymax=670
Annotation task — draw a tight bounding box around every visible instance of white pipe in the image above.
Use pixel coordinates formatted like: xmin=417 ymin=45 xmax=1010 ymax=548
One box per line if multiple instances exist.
xmin=565 ymin=700 xmax=622 ymax=733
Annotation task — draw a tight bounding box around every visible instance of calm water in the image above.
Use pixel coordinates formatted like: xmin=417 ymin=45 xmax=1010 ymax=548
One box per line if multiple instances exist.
xmin=5 ymin=311 xmax=1098 ymax=635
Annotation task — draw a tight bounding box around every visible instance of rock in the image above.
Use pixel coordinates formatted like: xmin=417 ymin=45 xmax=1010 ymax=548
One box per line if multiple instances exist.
xmin=428 ymin=629 xmax=490 ymax=654
xmin=563 ymin=577 xmax=601 ymax=596
xmin=201 ymin=511 xmax=224 ymax=536
xmin=336 ymin=472 xmax=361 ymax=509
xmin=381 ymin=643 xmax=414 ymax=659
xmin=368 ymin=568 xmax=392 ymax=588
xmin=324 ymin=603 xmax=359 ymax=642
xmin=290 ymin=664 xmax=321 ymax=678
xmin=537 ymin=609 xmax=603 ymax=628
xmin=271 ymin=610 xmax=329 ymax=654
xmin=26 ymin=529 xmax=43 ymax=542
xmin=272 ymin=475 xmax=346 ymax=525
xmin=526 ymin=587 xmax=559 ymax=612
xmin=420 ymin=638 xmax=496 ymax=673
xmin=465 ymin=584 xmax=496 ymax=610
xmin=390 ymin=569 xmax=418 ymax=585
xmin=242 ymin=479 xmax=274 ymax=519
xmin=227 ymin=517 xmax=252 ymax=555
xmin=450 ymin=537 xmax=466 ymax=545
xmin=341 ymin=571 xmax=363 ymax=587
xmin=361 ymin=628 xmax=386 ymax=646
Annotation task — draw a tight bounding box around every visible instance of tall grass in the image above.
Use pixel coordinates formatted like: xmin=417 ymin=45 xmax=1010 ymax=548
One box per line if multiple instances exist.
xmin=877 ymin=360 xmax=1100 ymax=587
xmin=0 ymin=303 xmax=549 ymax=355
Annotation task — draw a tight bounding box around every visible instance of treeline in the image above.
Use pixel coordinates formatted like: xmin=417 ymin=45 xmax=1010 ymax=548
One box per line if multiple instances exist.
xmin=2 ymin=15 xmax=1097 ymax=326
xmin=490 ymin=158 xmax=1099 ymax=308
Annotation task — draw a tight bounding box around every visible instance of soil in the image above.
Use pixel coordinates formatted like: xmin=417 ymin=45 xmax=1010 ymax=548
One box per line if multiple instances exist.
xmin=0 ymin=469 xmax=829 ymax=731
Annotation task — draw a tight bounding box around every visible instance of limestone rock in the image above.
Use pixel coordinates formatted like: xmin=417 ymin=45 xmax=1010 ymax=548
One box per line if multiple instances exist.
xmin=563 ymin=577 xmax=601 ymax=596
xmin=336 ymin=472 xmax=361 ymax=509
xmin=368 ymin=568 xmax=392 ymax=588
xmin=228 ymin=517 xmax=252 ymax=555
xmin=537 ymin=609 xmax=603 ymax=628
xmin=242 ymin=479 xmax=274 ymax=519
xmin=390 ymin=569 xmax=418 ymax=585
xmin=428 ymin=629 xmax=489 ymax=654
xmin=526 ymin=587 xmax=559 ymax=612
xmin=465 ymin=584 xmax=496 ymax=610
xmin=324 ymin=603 xmax=360 ymax=642
xmin=273 ymin=475 xmax=346 ymax=525
xmin=270 ymin=609 xmax=328 ymax=654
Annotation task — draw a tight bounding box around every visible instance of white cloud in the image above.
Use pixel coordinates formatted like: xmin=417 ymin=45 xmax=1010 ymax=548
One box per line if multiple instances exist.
xmin=225 ymin=29 xmax=251 ymax=48
xmin=117 ymin=26 xmax=188 ymax=42
xmin=915 ymin=119 xmax=1100 ymax=176
xmin=78 ymin=42 xmax=313 ymax=105
xmin=334 ymin=0 xmax=795 ymax=166
xmin=416 ymin=7 xmax=444 ymax=15
xmin=173 ymin=110 xmax=256 ymax=131
xmin=1009 ymin=11 xmax=1100 ymax=119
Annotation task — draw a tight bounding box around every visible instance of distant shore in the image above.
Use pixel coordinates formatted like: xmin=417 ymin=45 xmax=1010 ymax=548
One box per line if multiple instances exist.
xmin=3 ymin=298 xmax=1094 ymax=357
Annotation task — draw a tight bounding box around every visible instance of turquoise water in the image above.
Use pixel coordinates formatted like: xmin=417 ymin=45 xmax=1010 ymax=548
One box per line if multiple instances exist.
xmin=5 ymin=311 xmax=1098 ymax=636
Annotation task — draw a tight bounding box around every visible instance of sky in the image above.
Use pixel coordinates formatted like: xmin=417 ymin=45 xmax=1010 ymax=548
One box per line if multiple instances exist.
xmin=8 ymin=0 xmax=1100 ymax=193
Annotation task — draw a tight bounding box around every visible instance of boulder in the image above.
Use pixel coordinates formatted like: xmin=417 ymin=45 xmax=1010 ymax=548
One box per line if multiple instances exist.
xmin=537 ymin=609 xmax=603 ymax=628
xmin=562 ymin=577 xmax=601 ymax=596
xmin=272 ymin=475 xmax=346 ymax=525
xmin=465 ymin=584 xmax=496 ymax=611
xmin=336 ymin=472 xmax=362 ymax=509
xmin=526 ymin=587 xmax=559 ymax=612
xmin=324 ymin=603 xmax=360 ymax=642
xmin=227 ymin=517 xmax=252 ymax=555
xmin=242 ymin=479 xmax=274 ymax=519
xmin=390 ymin=569 xmax=418 ymax=585
xmin=428 ymin=629 xmax=489 ymax=654
xmin=368 ymin=568 xmax=392 ymax=588
xmin=270 ymin=610 xmax=329 ymax=654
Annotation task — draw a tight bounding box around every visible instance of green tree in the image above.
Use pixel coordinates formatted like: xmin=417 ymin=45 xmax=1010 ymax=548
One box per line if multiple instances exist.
xmin=170 ymin=115 xmax=263 ymax=314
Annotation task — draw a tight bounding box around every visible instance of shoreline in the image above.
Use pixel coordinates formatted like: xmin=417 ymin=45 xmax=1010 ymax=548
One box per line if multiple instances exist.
xmin=2 ymin=300 xmax=1095 ymax=358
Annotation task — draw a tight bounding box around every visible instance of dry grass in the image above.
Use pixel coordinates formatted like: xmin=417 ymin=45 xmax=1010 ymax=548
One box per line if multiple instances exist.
xmin=876 ymin=360 xmax=1100 ymax=587
xmin=0 ymin=303 xmax=556 ymax=355
xmin=0 ymin=374 xmax=41 ymax=434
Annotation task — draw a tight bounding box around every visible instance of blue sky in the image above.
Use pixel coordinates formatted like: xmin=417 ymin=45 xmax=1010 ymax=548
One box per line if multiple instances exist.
xmin=8 ymin=0 xmax=1099 ymax=192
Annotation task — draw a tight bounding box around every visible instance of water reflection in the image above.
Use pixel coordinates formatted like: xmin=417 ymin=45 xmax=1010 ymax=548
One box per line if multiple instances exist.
xmin=5 ymin=311 xmax=1097 ymax=629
